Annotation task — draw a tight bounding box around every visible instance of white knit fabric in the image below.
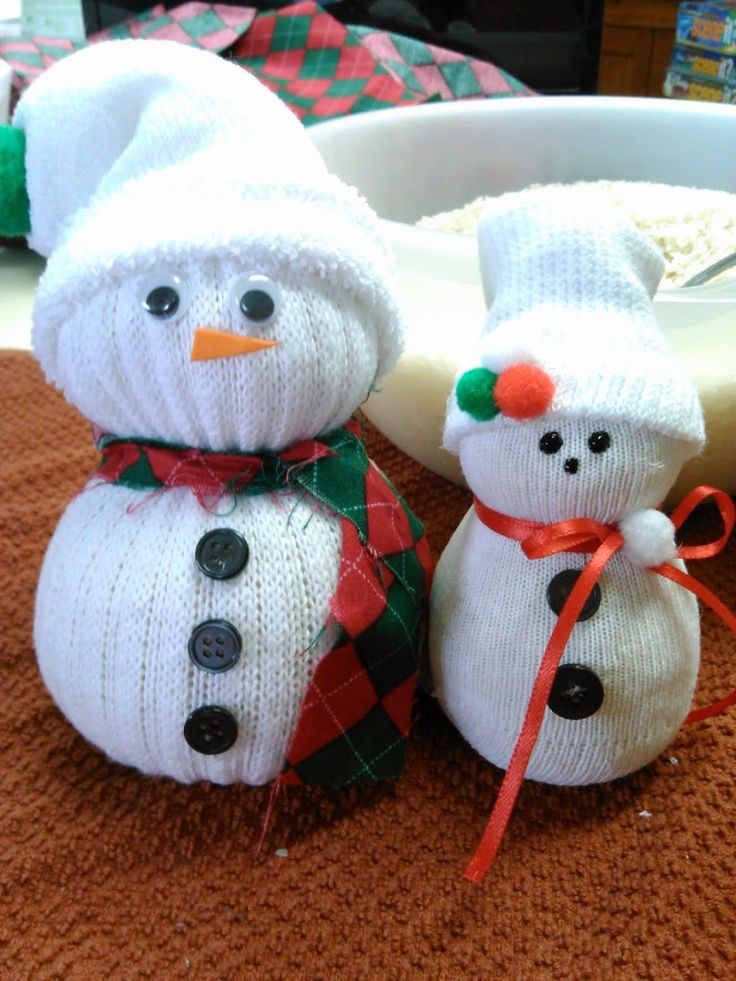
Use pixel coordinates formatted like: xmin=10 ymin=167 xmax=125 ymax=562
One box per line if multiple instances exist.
xmin=15 ymin=40 xmax=404 ymax=381
xmin=430 ymin=194 xmax=706 ymax=787
xmin=458 ymin=420 xmax=692 ymax=526
xmin=444 ymin=188 xmax=705 ymax=455
xmin=36 ymin=486 xmax=340 ymax=785
xmin=44 ymin=258 xmax=379 ymax=452
xmin=25 ymin=42 xmax=406 ymax=783
xmin=430 ymin=508 xmax=699 ymax=786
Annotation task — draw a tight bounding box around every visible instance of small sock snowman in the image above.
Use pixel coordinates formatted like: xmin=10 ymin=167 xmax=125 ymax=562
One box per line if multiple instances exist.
xmin=430 ymin=188 xmax=711 ymax=872
xmin=1 ymin=41 xmax=431 ymax=788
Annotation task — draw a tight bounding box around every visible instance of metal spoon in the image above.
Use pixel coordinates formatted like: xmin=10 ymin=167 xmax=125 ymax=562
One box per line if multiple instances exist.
xmin=682 ymin=249 xmax=736 ymax=288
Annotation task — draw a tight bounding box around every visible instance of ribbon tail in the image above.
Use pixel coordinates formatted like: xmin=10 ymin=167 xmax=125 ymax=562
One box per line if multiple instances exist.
xmin=255 ymin=777 xmax=285 ymax=858
xmin=655 ymin=562 xmax=736 ymax=724
xmin=686 ymin=690 xmax=736 ymax=725
xmin=464 ymin=533 xmax=622 ymax=884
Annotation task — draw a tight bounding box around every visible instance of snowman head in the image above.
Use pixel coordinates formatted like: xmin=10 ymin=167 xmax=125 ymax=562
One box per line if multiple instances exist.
xmin=6 ymin=41 xmax=404 ymax=451
xmin=448 ymin=352 xmax=699 ymax=523
xmin=447 ymin=337 xmax=703 ymax=523
xmin=457 ymin=413 xmax=692 ymax=525
xmin=46 ymin=249 xmax=385 ymax=451
xmin=444 ymin=190 xmax=705 ymax=520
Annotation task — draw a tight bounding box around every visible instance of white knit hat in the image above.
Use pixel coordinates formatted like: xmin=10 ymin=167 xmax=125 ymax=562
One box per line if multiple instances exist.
xmin=444 ymin=187 xmax=705 ymax=455
xmin=13 ymin=39 xmax=403 ymax=378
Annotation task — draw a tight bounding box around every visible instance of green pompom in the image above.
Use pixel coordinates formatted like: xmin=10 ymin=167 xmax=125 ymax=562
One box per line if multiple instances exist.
xmin=0 ymin=126 xmax=31 ymax=238
xmin=456 ymin=366 xmax=500 ymax=421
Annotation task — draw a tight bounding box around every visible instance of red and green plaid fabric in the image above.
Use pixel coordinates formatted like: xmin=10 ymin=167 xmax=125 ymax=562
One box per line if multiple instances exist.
xmin=0 ymin=3 xmax=257 ymax=97
xmin=0 ymin=37 xmax=86 ymax=96
xmin=352 ymin=26 xmax=534 ymax=101
xmin=280 ymin=462 xmax=432 ymax=787
xmin=96 ymin=2 xmax=256 ymax=47
xmin=94 ymin=421 xmax=433 ymax=787
xmin=230 ymin=1 xmax=426 ymax=122
xmin=95 ymin=423 xmax=336 ymax=503
xmin=0 ymin=2 xmax=533 ymax=116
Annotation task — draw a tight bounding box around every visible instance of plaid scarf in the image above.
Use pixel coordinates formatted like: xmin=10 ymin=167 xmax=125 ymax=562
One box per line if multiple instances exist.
xmin=94 ymin=420 xmax=433 ymax=787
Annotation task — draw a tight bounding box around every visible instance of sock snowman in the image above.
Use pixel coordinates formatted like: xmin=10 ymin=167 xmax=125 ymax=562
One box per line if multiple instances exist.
xmin=1 ymin=40 xmax=431 ymax=789
xmin=429 ymin=187 xmax=725 ymax=877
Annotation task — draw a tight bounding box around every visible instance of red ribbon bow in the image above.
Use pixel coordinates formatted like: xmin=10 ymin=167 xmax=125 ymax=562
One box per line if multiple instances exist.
xmin=466 ymin=485 xmax=736 ymax=884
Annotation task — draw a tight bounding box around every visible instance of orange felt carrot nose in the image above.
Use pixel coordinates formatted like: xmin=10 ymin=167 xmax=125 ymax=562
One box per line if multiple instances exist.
xmin=190 ymin=327 xmax=278 ymax=362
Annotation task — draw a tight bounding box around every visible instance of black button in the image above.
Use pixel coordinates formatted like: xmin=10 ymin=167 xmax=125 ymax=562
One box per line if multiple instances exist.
xmin=184 ymin=705 xmax=238 ymax=755
xmin=547 ymin=569 xmax=601 ymax=621
xmin=188 ymin=619 xmax=242 ymax=673
xmin=548 ymin=664 xmax=604 ymax=720
xmin=195 ymin=529 xmax=249 ymax=580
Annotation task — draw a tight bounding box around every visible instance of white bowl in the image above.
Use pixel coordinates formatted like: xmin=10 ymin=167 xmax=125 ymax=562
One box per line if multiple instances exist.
xmin=0 ymin=59 xmax=11 ymax=125
xmin=310 ymin=97 xmax=736 ymax=501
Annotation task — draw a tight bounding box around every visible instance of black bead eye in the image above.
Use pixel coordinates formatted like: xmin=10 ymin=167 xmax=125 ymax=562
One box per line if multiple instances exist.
xmin=232 ymin=273 xmax=281 ymax=324
xmin=539 ymin=431 xmax=563 ymax=455
xmin=588 ymin=431 xmax=611 ymax=454
xmin=143 ymin=285 xmax=180 ymax=319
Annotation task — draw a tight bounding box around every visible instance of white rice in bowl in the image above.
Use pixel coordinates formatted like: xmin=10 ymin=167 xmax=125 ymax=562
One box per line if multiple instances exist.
xmin=417 ymin=181 xmax=736 ymax=287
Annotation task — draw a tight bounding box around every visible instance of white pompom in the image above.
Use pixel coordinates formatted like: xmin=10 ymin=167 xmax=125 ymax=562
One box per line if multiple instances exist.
xmin=619 ymin=508 xmax=678 ymax=568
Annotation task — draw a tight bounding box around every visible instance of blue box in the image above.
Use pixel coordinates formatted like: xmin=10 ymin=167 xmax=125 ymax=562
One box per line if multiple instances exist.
xmin=676 ymin=2 xmax=736 ymax=53
xmin=664 ymin=66 xmax=736 ymax=101
xmin=671 ymin=42 xmax=736 ymax=78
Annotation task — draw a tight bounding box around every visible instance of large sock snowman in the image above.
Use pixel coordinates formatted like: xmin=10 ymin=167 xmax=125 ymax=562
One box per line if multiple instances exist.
xmin=1 ymin=41 xmax=431 ymax=789
xmin=429 ymin=188 xmax=736 ymax=879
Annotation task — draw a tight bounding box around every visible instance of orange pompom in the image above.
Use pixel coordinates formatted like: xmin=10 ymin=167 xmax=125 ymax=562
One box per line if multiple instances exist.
xmin=493 ymin=363 xmax=555 ymax=419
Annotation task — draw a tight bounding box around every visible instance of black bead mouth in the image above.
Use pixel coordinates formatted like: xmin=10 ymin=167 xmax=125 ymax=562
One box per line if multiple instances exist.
xmin=564 ymin=457 xmax=579 ymax=475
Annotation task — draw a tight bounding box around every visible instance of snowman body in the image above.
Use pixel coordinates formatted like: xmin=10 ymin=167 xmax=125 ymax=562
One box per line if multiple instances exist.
xmin=430 ymin=416 xmax=702 ymax=786
xmin=29 ymin=253 xmax=411 ymax=785
xmin=431 ymin=510 xmax=699 ymax=786
xmin=6 ymin=40 xmax=425 ymax=789
xmin=35 ymin=484 xmax=341 ymax=785
xmin=428 ymin=189 xmax=707 ymax=877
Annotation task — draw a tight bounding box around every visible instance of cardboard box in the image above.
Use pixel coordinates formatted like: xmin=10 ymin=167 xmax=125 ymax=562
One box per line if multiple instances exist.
xmin=671 ymin=41 xmax=736 ymax=77
xmin=664 ymin=66 xmax=736 ymax=100
xmin=676 ymin=2 xmax=736 ymax=53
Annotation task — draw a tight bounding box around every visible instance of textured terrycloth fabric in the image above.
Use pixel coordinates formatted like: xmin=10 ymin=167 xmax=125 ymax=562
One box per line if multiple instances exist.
xmin=2 ymin=350 xmax=735 ymax=976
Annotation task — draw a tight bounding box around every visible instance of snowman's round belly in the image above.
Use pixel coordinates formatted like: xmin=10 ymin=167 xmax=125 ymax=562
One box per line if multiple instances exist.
xmin=429 ymin=512 xmax=701 ymax=785
xmin=34 ymin=483 xmax=342 ymax=785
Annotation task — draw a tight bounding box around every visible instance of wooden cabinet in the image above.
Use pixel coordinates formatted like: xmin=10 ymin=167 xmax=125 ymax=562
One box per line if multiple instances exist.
xmin=598 ymin=0 xmax=680 ymax=96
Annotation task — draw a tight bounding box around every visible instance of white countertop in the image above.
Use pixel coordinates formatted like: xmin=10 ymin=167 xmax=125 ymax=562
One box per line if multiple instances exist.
xmin=0 ymin=247 xmax=44 ymax=349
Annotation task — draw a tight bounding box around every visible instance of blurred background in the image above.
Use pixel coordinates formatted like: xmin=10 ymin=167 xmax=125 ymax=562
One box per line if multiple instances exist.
xmin=76 ymin=0 xmax=702 ymax=97
xmin=4 ymin=1 xmax=726 ymax=100
xmin=7 ymin=0 xmax=694 ymax=97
